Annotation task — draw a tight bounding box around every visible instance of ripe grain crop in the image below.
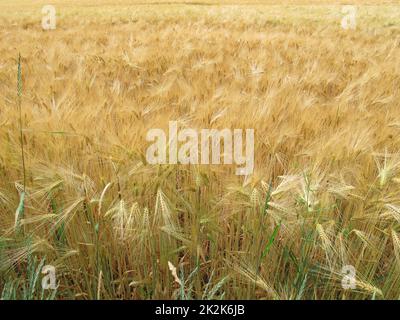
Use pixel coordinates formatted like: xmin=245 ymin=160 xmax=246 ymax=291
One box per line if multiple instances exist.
xmin=0 ymin=0 xmax=400 ymax=299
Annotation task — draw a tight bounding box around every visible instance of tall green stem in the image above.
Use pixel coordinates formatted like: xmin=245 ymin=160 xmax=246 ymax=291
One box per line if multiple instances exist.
xmin=17 ymin=53 xmax=26 ymax=192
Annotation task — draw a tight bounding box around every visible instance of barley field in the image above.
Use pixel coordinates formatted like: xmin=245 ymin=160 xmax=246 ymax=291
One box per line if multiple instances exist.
xmin=0 ymin=0 xmax=400 ymax=300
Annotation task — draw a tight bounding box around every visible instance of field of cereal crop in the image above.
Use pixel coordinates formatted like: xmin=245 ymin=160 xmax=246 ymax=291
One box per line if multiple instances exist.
xmin=1 ymin=0 xmax=400 ymax=300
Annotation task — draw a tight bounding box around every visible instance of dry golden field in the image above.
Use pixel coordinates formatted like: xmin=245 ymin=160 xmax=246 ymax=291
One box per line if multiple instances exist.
xmin=1 ymin=0 xmax=400 ymax=299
